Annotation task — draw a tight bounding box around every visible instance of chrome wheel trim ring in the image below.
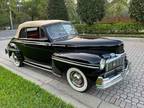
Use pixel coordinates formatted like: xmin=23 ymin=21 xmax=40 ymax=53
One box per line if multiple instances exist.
xmin=11 ymin=53 xmax=21 ymax=67
xmin=67 ymin=68 xmax=88 ymax=92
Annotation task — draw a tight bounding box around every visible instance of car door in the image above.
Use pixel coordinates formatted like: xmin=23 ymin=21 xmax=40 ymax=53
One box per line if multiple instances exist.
xmin=19 ymin=27 xmax=52 ymax=65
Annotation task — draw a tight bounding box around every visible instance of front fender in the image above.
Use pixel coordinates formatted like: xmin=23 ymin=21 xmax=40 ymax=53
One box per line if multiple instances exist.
xmin=53 ymin=53 xmax=102 ymax=65
xmin=52 ymin=53 xmax=102 ymax=77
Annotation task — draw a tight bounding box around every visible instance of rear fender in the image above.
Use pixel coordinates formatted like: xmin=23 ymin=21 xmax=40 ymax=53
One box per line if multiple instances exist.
xmin=7 ymin=42 xmax=23 ymax=61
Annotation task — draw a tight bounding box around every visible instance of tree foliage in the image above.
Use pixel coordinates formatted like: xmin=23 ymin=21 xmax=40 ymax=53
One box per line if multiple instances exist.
xmin=22 ymin=0 xmax=48 ymax=21
xmin=65 ymin=0 xmax=80 ymax=23
xmin=0 ymin=0 xmax=49 ymax=28
xmin=0 ymin=13 xmax=9 ymax=28
xmin=106 ymin=0 xmax=128 ymax=17
xmin=129 ymin=0 xmax=144 ymax=22
xmin=77 ymin=0 xmax=105 ymax=24
xmin=47 ymin=0 xmax=69 ymax=20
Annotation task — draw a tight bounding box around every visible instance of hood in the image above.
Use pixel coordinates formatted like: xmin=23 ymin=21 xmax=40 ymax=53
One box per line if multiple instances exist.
xmin=52 ymin=36 xmax=123 ymax=47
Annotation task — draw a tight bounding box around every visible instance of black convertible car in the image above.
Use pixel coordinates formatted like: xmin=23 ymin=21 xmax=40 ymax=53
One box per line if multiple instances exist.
xmin=5 ymin=20 xmax=130 ymax=92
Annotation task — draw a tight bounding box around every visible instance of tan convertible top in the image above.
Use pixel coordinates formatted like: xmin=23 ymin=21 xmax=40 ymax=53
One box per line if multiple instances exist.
xmin=15 ymin=20 xmax=68 ymax=38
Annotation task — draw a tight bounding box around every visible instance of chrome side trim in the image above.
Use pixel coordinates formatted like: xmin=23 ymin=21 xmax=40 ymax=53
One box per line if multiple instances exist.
xmin=24 ymin=61 xmax=61 ymax=77
xmin=24 ymin=60 xmax=52 ymax=70
xmin=52 ymin=56 xmax=99 ymax=69
xmin=23 ymin=41 xmax=50 ymax=46
xmin=52 ymin=44 xmax=66 ymax=47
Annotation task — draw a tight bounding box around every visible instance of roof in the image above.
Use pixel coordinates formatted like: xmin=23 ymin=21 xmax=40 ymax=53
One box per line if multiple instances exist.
xmin=15 ymin=20 xmax=68 ymax=38
xmin=19 ymin=20 xmax=67 ymax=28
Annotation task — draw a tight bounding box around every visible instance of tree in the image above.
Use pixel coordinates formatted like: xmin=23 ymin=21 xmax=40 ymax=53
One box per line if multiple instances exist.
xmin=22 ymin=0 xmax=48 ymax=21
xmin=22 ymin=0 xmax=39 ymax=21
xmin=47 ymin=0 xmax=69 ymax=20
xmin=0 ymin=13 xmax=9 ymax=28
xmin=0 ymin=0 xmax=9 ymax=28
xmin=106 ymin=0 xmax=128 ymax=17
xmin=129 ymin=0 xmax=144 ymax=22
xmin=65 ymin=0 xmax=80 ymax=23
xmin=77 ymin=0 xmax=105 ymax=24
xmin=37 ymin=0 xmax=48 ymax=19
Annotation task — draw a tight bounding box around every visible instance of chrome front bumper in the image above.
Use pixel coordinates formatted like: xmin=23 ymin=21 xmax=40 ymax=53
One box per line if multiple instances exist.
xmin=96 ymin=63 xmax=130 ymax=89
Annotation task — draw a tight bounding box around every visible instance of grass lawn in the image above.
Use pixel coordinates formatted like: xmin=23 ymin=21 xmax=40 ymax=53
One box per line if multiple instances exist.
xmin=0 ymin=66 xmax=74 ymax=108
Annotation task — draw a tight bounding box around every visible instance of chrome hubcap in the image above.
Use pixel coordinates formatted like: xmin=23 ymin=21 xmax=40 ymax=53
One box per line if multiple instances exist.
xmin=70 ymin=71 xmax=84 ymax=88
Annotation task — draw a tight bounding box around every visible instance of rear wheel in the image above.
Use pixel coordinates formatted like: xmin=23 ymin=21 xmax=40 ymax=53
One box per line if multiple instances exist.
xmin=66 ymin=67 xmax=90 ymax=92
xmin=11 ymin=52 xmax=22 ymax=67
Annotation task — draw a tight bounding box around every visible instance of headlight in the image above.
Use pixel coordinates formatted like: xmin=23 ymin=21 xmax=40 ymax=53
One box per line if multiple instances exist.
xmin=100 ymin=59 xmax=106 ymax=70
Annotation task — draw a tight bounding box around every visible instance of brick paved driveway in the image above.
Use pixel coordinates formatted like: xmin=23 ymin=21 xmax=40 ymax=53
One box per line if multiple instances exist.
xmin=87 ymin=39 xmax=144 ymax=108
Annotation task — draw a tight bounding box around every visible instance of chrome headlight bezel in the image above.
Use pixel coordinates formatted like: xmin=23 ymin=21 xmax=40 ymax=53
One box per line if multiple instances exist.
xmin=100 ymin=59 xmax=106 ymax=70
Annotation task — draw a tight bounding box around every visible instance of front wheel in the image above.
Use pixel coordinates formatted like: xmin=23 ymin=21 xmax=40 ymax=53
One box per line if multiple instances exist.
xmin=11 ymin=52 xmax=22 ymax=67
xmin=66 ymin=67 xmax=90 ymax=92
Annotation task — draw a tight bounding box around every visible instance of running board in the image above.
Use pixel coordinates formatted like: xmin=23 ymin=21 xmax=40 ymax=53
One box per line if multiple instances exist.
xmin=23 ymin=61 xmax=61 ymax=77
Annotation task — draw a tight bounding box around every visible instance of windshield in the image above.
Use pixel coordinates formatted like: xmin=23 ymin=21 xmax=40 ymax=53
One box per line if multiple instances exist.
xmin=46 ymin=23 xmax=78 ymax=41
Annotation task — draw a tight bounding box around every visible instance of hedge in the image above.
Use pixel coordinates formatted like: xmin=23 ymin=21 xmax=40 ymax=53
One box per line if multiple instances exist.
xmin=75 ymin=23 xmax=144 ymax=34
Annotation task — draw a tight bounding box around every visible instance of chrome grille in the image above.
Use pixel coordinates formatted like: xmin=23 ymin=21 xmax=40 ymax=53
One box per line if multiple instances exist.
xmin=106 ymin=54 xmax=125 ymax=72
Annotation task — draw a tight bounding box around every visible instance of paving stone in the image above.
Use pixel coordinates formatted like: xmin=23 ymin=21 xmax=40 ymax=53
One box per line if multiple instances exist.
xmin=125 ymin=102 xmax=132 ymax=108
xmin=121 ymin=94 xmax=127 ymax=99
xmin=135 ymin=93 xmax=141 ymax=97
xmin=131 ymin=104 xmax=138 ymax=108
xmin=137 ymin=103 xmax=144 ymax=108
xmin=141 ymin=92 xmax=144 ymax=95
xmin=104 ymin=96 xmax=112 ymax=102
xmin=97 ymin=91 xmax=103 ymax=98
xmin=120 ymin=101 xmax=126 ymax=108
xmin=139 ymin=101 xmax=144 ymax=105
xmin=115 ymin=98 xmax=122 ymax=106
xmin=139 ymin=97 xmax=144 ymax=102
xmin=124 ymin=89 xmax=131 ymax=93
xmin=101 ymin=93 xmax=108 ymax=100
xmin=127 ymin=96 xmax=132 ymax=100
xmin=127 ymin=93 xmax=134 ymax=97
xmin=131 ymin=102 xmax=137 ymax=105
xmin=117 ymin=90 xmax=123 ymax=94
xmin=109 ymin=96 xmax=118 ymax=104
xmin=132 ymin=98 xmax=139 ymax=103
xmin=125 ymin=99 xmax=131 ymax=103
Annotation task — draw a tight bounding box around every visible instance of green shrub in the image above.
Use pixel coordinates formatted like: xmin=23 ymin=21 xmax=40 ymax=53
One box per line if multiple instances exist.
xmin=0 ymin=13 xmax=9 ymax=28
xmin=75 ymin=23 xmax=144 ymax=34
xmin=77 ymin=0 xmax=105 ymax=24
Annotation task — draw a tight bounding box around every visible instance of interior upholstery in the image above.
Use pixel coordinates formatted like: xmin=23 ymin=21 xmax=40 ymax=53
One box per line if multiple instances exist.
xmin=27 ymin=30 xmax=40 ymax=39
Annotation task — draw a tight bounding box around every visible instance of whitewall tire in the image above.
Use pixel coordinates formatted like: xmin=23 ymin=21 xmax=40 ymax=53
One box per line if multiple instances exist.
xmin=11 ymin=52 xmax=22 ymax=67
xmin=66 ymin=67 xmax=88 ymax=92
